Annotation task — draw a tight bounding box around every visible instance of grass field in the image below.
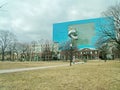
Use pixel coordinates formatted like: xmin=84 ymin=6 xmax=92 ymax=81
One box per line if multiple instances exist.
xmin=0 ymin=60 xmax=120 ymax=90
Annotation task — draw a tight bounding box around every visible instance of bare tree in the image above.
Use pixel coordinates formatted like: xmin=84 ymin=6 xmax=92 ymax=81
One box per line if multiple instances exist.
xmin=96 ymin=3 xmax=120 ymax=60
xmin=0 ymin=30 xmax=16 ymax=61
xmin=59 ymin=40 xmax=72 ymax=60
xmin=101 ymin=3 xmax=120 ymax=47
xmin=16 ymin=42 xmax=30 ymax=61
xmin=7 ymin=42 xmax=18 ymax=61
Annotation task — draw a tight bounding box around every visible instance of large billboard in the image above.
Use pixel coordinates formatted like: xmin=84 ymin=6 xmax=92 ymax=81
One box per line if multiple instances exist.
xmin=53 ymin=17 xmax=113 ymax=49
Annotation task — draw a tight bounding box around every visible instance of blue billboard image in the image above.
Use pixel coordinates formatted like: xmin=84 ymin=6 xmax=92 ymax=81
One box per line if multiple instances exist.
xmin=53 ymin=17 xmax=113 ymax=49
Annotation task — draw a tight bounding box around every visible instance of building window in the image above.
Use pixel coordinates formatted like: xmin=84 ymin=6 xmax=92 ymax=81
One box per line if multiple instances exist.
xmin=95 ymin=51 xmax=97 ymax=54
xmin=90 ymin=51 xmax=92 ymax=54
xmin=81 ymin=52 xmax=82 ymax=54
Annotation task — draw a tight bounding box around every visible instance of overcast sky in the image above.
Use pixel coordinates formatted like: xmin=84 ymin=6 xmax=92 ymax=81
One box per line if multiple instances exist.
xmin=0 ymin=0 xmax=119 ymax=42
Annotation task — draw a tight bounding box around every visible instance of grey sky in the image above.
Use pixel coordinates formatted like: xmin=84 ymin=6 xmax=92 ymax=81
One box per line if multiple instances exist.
xmin=0 ymin=0 xmax=119 ymax=42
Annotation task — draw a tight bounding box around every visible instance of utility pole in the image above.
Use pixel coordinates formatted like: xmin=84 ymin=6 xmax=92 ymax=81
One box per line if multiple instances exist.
xmin=68 ymin=27 xmax=78 ymax=66
xmin=70 ymin=43 xmax=73 ymax=66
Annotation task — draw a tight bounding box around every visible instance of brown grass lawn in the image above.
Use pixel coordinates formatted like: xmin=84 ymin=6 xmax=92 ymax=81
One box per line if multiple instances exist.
xmin=0 ymin=60 xmax=120 ymax=90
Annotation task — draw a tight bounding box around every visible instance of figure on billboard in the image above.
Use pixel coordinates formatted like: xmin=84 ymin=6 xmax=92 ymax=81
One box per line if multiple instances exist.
xmin=68 ymin=27 xmax=78 ymax=40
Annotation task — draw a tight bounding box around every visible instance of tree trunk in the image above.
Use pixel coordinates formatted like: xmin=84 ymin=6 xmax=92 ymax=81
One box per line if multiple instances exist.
xmin=10 ymin=51 xmax=12 ymax=61
xmin=2 ymin=49 xmax=5 ymax=61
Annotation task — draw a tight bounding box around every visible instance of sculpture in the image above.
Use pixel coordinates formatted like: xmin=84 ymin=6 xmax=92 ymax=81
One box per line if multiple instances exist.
xmin=68 ymin=27 xmax=78 ymax=40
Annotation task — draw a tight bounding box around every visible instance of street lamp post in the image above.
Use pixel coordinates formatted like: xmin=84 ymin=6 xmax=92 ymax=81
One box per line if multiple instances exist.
xmin=70 ymin=43 xmax=73 ymax=66
xmin=68 ymin=27 xmax=78 ymax=66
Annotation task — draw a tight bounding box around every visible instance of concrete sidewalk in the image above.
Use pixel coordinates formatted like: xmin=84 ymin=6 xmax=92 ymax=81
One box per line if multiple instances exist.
xmin=0 ymin=64 xmax=68 ymax=74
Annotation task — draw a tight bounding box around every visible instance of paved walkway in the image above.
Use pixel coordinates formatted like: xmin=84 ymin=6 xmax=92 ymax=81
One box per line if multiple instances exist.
xmin=0 ymin=64 xmax=68 ymax=74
